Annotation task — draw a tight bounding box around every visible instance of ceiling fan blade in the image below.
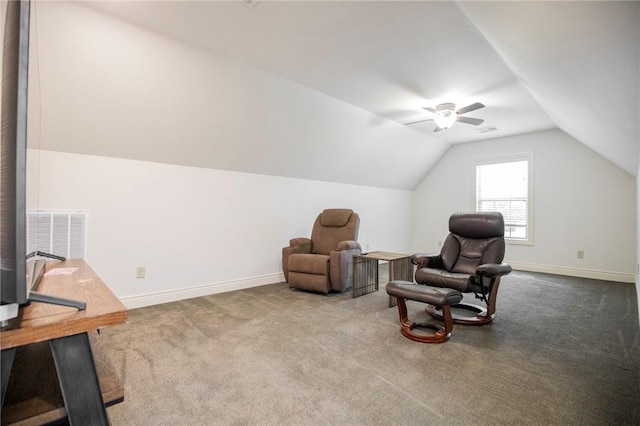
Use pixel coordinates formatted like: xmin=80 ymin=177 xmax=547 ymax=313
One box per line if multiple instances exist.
xmin=433 ymin=125 xmax=444 ymax=132
xmin=422 ymin=107 xmax=437 ymax=114
xmin=404 ymin=118 xmax=435 ymax=125
xmin=456 ymin=102 xmax=485 ymax=115
xmin=457 ymin=116 xmax=484 ymax=126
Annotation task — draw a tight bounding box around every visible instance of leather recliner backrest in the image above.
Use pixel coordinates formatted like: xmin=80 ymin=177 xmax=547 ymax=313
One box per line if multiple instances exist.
xmin=440 ymin=212 xmax=505 ymax=274
xmin=310 ymin=209 xmax=360 ymax=255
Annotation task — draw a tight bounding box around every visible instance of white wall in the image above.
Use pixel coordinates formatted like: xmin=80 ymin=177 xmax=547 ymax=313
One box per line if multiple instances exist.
xmin=411 ymin=129 xmax=636 ymax=282
xmin=29 ymin=150 xmax=412 ymax=308
xmin=637 ymin=142 xmax=640 ymax=322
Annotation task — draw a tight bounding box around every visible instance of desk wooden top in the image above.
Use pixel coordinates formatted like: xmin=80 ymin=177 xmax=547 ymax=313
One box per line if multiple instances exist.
xmin=0 ymin=259 xmax=128 ymax=350
xmin=356 ymin=251 xmax=411 ymax=261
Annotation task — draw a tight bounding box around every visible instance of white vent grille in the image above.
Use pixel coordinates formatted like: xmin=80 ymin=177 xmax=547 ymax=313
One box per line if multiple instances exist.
xmin=236 ymin=0 xmax=260 ymax=8
xmin=477 ymin=126 xmax=498 ymax=134
xmin=26 ymin=210 xmax=89 ymax=259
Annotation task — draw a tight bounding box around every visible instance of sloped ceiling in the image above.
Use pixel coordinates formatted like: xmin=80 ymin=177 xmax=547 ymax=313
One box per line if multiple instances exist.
xmin=56 ymin=1 xmax=639 ymax=185
xmin=458 ymin=1 xmax=640 ymax=176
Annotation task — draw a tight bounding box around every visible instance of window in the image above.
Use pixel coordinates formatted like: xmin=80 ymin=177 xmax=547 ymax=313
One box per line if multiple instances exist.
xmin=26 ymin=210 xmax=89 ymax=259
xmin=475 ymin=154 xmax=533 ymax=245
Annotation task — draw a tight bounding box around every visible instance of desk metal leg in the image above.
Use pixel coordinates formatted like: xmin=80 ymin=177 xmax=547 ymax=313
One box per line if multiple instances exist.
xmin=49 ymin=333 xmax=109 ymax=426
xmin=1 ymin=348 xmax=16 ymax=408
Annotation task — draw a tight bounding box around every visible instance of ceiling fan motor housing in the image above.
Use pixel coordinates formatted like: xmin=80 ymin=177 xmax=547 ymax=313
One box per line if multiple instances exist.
xmin=436 ymin=103 xmax=456 ymax=113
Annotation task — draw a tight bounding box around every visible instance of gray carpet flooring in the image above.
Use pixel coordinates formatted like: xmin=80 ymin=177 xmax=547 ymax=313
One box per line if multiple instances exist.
xmin=102 ymin=270 xmax=640 ymax=425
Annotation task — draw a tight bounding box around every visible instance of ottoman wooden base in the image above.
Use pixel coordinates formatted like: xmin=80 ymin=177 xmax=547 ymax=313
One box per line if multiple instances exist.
xmin=386 ymin=281 xmax=463 ymax=343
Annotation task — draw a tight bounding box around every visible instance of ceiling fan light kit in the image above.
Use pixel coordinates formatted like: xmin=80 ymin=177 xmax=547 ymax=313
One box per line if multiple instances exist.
xmin=434 ymin=103 xmax=457 ymax=129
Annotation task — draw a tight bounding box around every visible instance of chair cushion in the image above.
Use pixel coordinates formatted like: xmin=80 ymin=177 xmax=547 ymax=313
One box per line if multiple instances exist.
xmin=386 ymin=280 xmax=462 ymax=306
xmin=288 ymin=253 xmax=330 ymax=276
xmin=320 ymin=209 xmax=353 ymax=227
xmin=414 ymin=267 xmax=474 ymax=292
xmin=312 ymin=210 xmax=359 ymax=255
xmin=440 ymin=212 xmax=506 ymax=274
xmin=449 ymin=212 xmax=504 ymax=238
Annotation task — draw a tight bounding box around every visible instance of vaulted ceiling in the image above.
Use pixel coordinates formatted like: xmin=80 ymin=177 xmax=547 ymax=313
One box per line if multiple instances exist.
xmin=70 ymin=1 xmax=640 ymax=180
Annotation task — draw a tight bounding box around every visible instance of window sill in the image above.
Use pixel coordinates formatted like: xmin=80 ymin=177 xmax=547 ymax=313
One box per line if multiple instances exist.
xmin=506 ymin=238 xmax=533 ymax=246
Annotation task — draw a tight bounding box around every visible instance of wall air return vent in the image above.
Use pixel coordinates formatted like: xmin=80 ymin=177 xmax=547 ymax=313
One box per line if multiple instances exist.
xmin=27 ymin=210 xmax=89 ymax=260
xmin=477 ymin=126 xmax=498 ymax=134
xmin=237 ymin=0 xmax=260 ymax=8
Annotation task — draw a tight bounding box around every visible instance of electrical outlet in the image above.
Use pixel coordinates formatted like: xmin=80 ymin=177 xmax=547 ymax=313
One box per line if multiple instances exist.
xmin=136 ymin=266 xmax=146 ymax=279
xmin=577 ymin=251 xmax=584 ymax=259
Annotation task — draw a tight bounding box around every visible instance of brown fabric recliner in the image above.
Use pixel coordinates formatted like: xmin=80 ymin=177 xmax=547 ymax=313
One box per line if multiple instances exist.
xmin=282 ymin=209 xmax=361 ymax=294
xmin=412 ymin=212 xmax=512 ymax=324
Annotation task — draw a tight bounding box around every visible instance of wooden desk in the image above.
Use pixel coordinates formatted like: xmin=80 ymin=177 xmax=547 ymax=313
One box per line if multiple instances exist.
xmin=0 ymin=259 xmax=128 ymax=425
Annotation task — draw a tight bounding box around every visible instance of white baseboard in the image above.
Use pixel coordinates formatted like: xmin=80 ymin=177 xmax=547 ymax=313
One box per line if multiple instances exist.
xmin=510 ymin=262 xmax=635 ymax=283
xmin=120 ymin=273 xmax=286 ymax=310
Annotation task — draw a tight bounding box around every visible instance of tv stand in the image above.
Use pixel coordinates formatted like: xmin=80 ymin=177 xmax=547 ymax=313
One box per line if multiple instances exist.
xmin=27 ymin=253 xmax=87 ymax=311
xmin=28 ymin=291 xmax=86 ymax=311
xmin=26 ymin=250 xmax=66 ymax=261
xmin=0 ymin=259 xmax=128 ymax=425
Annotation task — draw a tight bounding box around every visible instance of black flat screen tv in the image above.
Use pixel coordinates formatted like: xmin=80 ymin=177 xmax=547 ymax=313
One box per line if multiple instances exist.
xmin=1 ymin=0 xmax=84 ymax=326
xmin=1 ymin=0 xmax=32 ymax=323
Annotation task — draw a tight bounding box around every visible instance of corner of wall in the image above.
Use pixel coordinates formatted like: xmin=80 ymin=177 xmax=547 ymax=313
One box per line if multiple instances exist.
xmin=636 ymin=158 xmax=639 ymax=328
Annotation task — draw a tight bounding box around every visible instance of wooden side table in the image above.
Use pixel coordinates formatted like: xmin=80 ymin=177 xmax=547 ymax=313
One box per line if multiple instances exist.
xmin=353 ymin=251 xmax=414 ymax=306
xmin=0 ymin=259 xmax=128 ymax=425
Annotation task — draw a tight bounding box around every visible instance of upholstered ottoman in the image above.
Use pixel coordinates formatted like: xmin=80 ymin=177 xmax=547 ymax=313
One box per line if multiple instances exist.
xmin=386 ymin=280 xmax=462 ymax=343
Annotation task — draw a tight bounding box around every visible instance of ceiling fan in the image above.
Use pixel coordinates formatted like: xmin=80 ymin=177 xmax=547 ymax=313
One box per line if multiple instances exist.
xmin=405 ymin=102 xmax=485 ymax=132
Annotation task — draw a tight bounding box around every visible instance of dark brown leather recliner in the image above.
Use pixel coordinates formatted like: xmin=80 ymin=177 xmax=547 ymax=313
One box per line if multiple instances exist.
xmin=412 ymin=212 xmax=512 ymax=325
xmin=282 ymin=209 xmax=361 ymax=294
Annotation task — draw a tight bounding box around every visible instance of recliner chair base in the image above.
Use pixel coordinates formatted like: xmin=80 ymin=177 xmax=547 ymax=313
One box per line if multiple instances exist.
xmin=426 ymin=303 xmax=494 ymax=325
xmin=426 ymin=278 xmax=501 ymax=325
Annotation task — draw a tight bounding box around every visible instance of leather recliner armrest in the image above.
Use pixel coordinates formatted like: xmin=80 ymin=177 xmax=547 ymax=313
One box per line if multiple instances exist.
xmin=411 ymin=253 xmax=442 ymax=269
xmin=476 ymin=263 xmax=512 ymax=278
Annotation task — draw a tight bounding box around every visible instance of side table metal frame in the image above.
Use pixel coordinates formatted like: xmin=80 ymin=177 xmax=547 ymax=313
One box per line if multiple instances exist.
xmin=352 ymin=252 xmax=414 ymax=307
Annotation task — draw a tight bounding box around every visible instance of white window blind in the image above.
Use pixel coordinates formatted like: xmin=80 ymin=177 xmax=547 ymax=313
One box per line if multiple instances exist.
xmin=476 ymin=155 xmax=533 ymax=244
xmin=26 ymin=210 xmax=89 ymax=259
